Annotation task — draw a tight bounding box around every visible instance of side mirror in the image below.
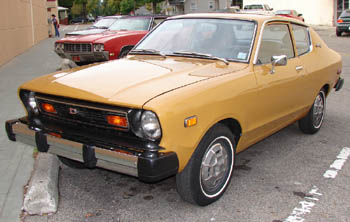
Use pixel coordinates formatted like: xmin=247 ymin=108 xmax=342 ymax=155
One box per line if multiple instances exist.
xmin=270 ymin=55 xmax=287 ymax=74
xmin=270 ymin=8 xmax=274 ymax=11
xmin=298 ymin=13 xmax=303 ymax=16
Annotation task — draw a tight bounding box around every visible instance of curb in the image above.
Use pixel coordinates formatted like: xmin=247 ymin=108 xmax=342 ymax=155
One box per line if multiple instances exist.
xmin=23 ymin=153 xmax=60 ymax=215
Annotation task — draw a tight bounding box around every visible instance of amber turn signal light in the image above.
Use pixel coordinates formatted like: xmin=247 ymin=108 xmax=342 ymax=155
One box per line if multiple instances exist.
xmin=42 ymin=103 xmax=56 ymax=113
xmin=337 ymin=19 xmax=343 ymax=23
xmin=107 ymin=115 xmax=128 ymax=128
xmin=184 ymin=116 xmax=197 ymax=127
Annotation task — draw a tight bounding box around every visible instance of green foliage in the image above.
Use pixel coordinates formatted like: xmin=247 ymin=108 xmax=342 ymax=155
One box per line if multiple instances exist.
xmin=120 ymin=0 xmax=135 ymax=14
xmin=104 ymin=0 xmax=121 ymax=15
xmin=58 ymin=0 xmax=73 ymax=8
xmin=143 ymin=0 xmax=165 ymax=13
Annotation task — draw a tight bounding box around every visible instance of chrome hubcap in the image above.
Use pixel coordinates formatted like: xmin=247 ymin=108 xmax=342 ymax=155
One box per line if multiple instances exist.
xmin=200 ymin=141 xmax=229 ymax=193
xmin=313 ymin=92 xmax=325 ymax=128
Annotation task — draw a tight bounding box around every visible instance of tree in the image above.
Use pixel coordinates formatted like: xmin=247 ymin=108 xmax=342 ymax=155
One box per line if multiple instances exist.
xmin=120 ymin=0 xmax=135 ymax=14
xmin=144 ymin=0 xmax=164 ymax=14
xmin=74 ymin=0 xmax=88 ymax=19
xmin=58 ymin=0 xmax=74 ymax=8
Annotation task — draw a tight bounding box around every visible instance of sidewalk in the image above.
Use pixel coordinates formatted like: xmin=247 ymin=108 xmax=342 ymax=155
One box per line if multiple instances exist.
xmin=0 ymin=36 xmax=62 ymax=222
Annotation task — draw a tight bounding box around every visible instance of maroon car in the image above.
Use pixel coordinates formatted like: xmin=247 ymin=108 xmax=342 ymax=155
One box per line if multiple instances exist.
xmin=55 ymin=16 xmax=167 ymax=65
xmin=275 ymin=10 xmax=305 ymax=22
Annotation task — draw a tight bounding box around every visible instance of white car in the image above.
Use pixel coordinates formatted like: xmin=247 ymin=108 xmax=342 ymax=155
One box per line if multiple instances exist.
xmin=242 ymin=4 xmax=274 ymax=15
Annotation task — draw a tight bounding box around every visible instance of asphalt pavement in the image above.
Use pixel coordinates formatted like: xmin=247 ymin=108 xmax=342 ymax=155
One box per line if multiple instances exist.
xmin=0 ymin=25 xmax=349 ymax=222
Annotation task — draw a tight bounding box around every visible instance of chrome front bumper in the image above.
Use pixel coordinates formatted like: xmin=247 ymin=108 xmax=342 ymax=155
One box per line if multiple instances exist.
xmin=6 ymin=119 xmax=178 ymax=182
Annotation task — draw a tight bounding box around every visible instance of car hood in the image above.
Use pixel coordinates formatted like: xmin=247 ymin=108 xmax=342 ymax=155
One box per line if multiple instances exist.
xmin=21 ymin=56 xmax=247 ymax=108
xmin=65 ymin=29 xmax=107 ymax=36
xmin=58 ymin=30 xmax=148 ymax=43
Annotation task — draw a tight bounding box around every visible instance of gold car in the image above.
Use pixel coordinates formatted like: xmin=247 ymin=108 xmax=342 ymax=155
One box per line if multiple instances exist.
xmin=6 ymin=13 xmax=344 ymax=206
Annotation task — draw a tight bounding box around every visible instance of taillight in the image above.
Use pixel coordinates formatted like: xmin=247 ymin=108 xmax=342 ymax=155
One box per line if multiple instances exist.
xmin=337 ymin=19 xmax=344 ymax=23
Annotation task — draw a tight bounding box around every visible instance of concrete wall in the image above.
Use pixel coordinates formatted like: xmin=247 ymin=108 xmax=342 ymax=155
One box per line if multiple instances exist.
xmin=0 ymin=0 xmax=48 ymax=66
xmin=243 ymin=0 xmax=335 ymax=26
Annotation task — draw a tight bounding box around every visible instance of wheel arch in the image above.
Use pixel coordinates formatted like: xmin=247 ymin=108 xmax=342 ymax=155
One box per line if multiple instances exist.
xmin=218 ymin=118 xmax=242 ymax=147
xmin=322 ymin=84 xmax=330 ymax=97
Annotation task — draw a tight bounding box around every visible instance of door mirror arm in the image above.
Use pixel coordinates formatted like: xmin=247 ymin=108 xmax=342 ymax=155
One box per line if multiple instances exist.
xmin=270 ymin=55 xmax=287 ymax=74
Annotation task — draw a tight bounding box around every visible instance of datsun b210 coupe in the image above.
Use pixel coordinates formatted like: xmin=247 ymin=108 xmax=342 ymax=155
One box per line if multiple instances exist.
xmin=6 ymin=13 xmax=344 ymax=206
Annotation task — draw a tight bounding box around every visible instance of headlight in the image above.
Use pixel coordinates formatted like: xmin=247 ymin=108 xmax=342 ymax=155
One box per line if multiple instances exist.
xmin=141 ymin=111 xmax=161 ymax=141
xmin=93 ymin=44 xmax=104 ymax=52
xmin=55 ymin=43 xmax=63 ymax=50
xmin=20 ymin=90 xmax=39 ymax=116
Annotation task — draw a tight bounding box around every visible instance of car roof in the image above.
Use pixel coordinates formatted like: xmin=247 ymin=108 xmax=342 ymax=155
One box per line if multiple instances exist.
xmin=169 ymin=13 xmax=306 ymax=25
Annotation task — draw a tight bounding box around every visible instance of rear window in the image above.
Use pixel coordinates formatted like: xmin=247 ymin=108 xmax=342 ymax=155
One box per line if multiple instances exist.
xmin=340 ymin=10 xmax=350 ymax=17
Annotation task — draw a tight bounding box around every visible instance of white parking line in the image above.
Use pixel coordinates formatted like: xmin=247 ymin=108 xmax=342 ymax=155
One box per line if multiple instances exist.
xmin=284 ymin=147 xmax=350 ymax=222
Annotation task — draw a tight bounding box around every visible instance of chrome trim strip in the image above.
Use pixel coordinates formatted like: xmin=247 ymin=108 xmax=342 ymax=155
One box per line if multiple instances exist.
xmin=11 ymin=122 xmax=138 ymax=177
xmin=35 ymin=96 xmax=128 ymax=116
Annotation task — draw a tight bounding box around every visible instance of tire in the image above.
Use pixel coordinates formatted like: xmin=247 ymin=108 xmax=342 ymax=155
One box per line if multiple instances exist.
xmin=298 ymin=88 xmax=326 ymax=134
xmin=176 ymin=124 xmax=235 ymax=206
xmin=118 ymin=47 xmax=132 ymax=59
xmin=336 ymin=30 xmax=342 ymax=37
xmin=58 ymin=156 xmax=85 ymax=169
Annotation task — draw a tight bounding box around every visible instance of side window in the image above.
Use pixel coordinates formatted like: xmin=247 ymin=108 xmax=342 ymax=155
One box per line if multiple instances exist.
xmin=257 ymin=24 xmax=294 ymax=64
xmin=292 ymin=24 xmax=311 ymax=56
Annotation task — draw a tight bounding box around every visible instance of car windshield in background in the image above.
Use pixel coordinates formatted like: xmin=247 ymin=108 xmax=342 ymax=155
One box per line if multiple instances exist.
xmin=340 ymin=10 xmax=350 ymax=17
xmin=275 ymin=10 xmax=291 ymax=15
xmin=109 ymin=18 xmax=151 ymax=31
xmin=92 ymin=18 xmax=119 ymax=29
xmin=134 ymin=19 xmax=256 ymax=62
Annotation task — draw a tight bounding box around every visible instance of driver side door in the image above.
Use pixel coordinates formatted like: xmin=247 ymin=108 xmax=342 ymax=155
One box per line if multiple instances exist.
xmin=252 ymin=22 xmax=306 ymax=139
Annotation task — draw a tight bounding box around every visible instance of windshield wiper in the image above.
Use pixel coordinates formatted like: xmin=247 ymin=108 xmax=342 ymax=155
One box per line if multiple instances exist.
xmin=129 ymin=49 xmax=166 ymax=58
xmin=173 ymin=51 xmax=229 ymax=65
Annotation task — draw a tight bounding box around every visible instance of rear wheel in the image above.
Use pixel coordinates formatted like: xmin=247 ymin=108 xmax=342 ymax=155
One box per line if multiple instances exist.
xmin=336 ymin=30 xmax=342 ymax=37
xmin=58 ymin=156 xmax=85 ymax=169
xmin=176 ymin=124 xmax=235 ymax=206
xmin=298 ymin=88 xmax=326 ymax=134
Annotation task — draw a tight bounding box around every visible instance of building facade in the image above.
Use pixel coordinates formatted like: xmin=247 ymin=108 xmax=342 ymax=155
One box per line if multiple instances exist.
xmin=0 ymin=0 xmax=58 ymax=66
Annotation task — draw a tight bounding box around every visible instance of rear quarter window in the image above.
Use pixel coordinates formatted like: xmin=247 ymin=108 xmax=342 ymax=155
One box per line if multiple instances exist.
xmin=292 ymin=24 xmax=311 ymax=56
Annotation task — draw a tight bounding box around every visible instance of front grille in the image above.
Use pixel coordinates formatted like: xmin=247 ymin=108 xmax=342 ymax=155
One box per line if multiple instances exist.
xmin=64 ymin=43 xmax=92 ymax=52
xmin=35 ymin=95 xmax=129 ymax=131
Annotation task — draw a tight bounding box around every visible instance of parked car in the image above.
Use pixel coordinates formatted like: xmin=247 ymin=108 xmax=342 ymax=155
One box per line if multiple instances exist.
xmin=275 ymin=10 xmax=305 ymax=22
xmin=55 ymin=15 xmax=167 ymax=65
xmin=336 ymin=9 xmax=350 ymax=36
xmin=65 ymin=16 xmax=123 ymax=36
xmin=70 ymin=17 xmax=86 ymax=24
xmin=6 ymin=13 xmax=343 ymax=206
xmin=242 ymin=4 xmax=274 ymax=15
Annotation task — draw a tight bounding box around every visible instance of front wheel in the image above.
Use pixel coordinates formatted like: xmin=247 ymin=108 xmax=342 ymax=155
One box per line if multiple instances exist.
xmin=298 ymin=88 xmax=326 ymax=134
xmin=176 ymin=124 xmax=235 ymax=206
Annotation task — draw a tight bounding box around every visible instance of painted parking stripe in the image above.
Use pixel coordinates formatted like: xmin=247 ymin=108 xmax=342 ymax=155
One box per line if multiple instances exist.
xmin=284 ymin=147 xmax=350 ymax=222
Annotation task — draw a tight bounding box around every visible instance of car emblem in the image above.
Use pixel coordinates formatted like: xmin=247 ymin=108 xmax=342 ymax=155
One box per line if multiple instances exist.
xmin=69 ymin=107 xmax=79 ymax=115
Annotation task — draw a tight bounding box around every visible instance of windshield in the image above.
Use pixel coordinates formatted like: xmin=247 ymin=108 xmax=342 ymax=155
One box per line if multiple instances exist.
xmin=92 ymin=18 xmax=119 ymax=28
xmin=109 ymin=17 xmax=151 ymax=31
xmin=275 ymin=10 xmax=291 ymax=15
xmin=134 ymin=18 xmax=256 ymax=62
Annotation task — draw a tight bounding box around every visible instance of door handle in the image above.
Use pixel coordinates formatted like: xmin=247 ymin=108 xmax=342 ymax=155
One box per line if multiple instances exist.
xmin=296 ymin=66 xmax=303 ymax=71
